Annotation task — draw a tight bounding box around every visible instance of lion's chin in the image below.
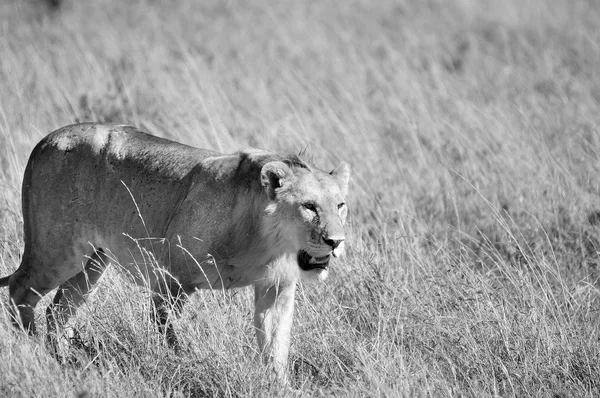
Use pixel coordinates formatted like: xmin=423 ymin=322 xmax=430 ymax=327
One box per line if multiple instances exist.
xmin=300 ymin=266 xmax=329 ymax=283
xmin=297 ymin=250 xmax=330 ymax=282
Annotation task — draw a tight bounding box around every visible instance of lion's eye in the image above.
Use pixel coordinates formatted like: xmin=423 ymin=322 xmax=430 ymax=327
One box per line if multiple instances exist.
xmin=338 ymin=202 xmax=346 ymax=210
xmin=303 ymin=203 xmax=317 ymax=212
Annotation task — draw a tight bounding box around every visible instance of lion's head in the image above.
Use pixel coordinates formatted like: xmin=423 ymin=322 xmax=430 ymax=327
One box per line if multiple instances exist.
xmin=260 ymin=158 xmax=350 ymax=282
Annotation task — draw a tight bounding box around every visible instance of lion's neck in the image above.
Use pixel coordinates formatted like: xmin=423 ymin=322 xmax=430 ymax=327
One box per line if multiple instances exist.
xmin=225 ymin=198 xmax=300 ymax=283
xmin=255 ymin=205 xmax=302 ymax=273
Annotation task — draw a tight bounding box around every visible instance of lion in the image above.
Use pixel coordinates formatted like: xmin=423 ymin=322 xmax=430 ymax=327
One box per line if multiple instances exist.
xmin=0 ymin=123 xmax=350 ymax=382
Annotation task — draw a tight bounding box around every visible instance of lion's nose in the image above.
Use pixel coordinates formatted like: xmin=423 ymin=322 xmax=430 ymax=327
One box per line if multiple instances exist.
xmin=323 ymin=237 xmax=344 ymax=249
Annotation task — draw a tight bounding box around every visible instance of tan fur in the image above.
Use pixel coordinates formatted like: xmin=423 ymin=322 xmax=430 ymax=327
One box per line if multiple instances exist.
xmin=2 ymin=123 xmax=350 ymax=382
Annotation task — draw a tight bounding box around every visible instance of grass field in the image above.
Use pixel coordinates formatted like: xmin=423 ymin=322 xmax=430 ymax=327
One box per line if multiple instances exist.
xmin=2 ymin=0 xmax=600 ymax=396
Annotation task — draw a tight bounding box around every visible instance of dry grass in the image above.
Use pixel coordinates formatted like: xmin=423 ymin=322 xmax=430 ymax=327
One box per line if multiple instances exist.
xmin=2 ymin=0 xmax=600 ymax=396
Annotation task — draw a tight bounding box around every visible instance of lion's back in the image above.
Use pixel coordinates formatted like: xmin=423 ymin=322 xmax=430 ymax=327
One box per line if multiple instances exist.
xmin=34 ymin=123 xmax=216 ymax=176
xmin=21 ymin=123 xmax=218 ymax=263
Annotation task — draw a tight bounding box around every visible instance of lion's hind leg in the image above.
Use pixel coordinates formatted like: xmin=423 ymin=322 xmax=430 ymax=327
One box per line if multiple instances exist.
xmin=151 ymin=283 xmax=187 ymax=352
xmin=45 ymin=249 xmax=110 ymax=358
xmin=8 ymin=265 xmax=46 ymax=334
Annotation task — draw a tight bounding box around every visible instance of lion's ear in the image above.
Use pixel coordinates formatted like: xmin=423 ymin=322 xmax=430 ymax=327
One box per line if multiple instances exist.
xmin=261 ymin=161 xmax=293 ymax=200
xmin=330 ymin=161 xmax=350 ymax=197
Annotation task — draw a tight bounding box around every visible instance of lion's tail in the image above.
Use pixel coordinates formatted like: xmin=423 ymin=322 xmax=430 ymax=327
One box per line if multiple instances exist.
xmin=0 ymin=275 xmax=10 ymax=287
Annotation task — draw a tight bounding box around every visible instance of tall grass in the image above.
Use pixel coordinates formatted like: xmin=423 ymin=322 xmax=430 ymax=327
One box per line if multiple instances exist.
xmin=1 ymin=0 xmax=600 ymax=396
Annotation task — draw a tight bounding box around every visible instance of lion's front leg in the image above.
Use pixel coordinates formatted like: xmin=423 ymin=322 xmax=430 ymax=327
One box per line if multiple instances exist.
xmin=254 ymin=283 xmax=296 ymax=383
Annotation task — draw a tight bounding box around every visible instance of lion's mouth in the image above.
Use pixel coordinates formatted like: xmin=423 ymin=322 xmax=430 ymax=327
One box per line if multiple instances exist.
xmin=298 ymin=250 xmax=331 ymax=271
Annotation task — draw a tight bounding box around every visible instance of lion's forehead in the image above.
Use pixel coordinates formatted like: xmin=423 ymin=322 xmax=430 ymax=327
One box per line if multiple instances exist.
xmin=292 ymin=170 xmax=343 ymax=204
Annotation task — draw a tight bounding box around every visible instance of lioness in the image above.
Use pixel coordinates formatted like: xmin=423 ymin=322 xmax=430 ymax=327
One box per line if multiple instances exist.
xmin=0 ymin=123 xmax=350 ymax=382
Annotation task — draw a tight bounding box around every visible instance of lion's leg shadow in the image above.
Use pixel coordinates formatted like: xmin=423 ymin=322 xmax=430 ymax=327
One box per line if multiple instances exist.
xmin=45 ymin=248 xmax=110 ymax=358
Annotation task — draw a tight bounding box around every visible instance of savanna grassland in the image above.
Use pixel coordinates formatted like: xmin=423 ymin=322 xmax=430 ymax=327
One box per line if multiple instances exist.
xmin=1 ymin=0 xmax=600 ymax=396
